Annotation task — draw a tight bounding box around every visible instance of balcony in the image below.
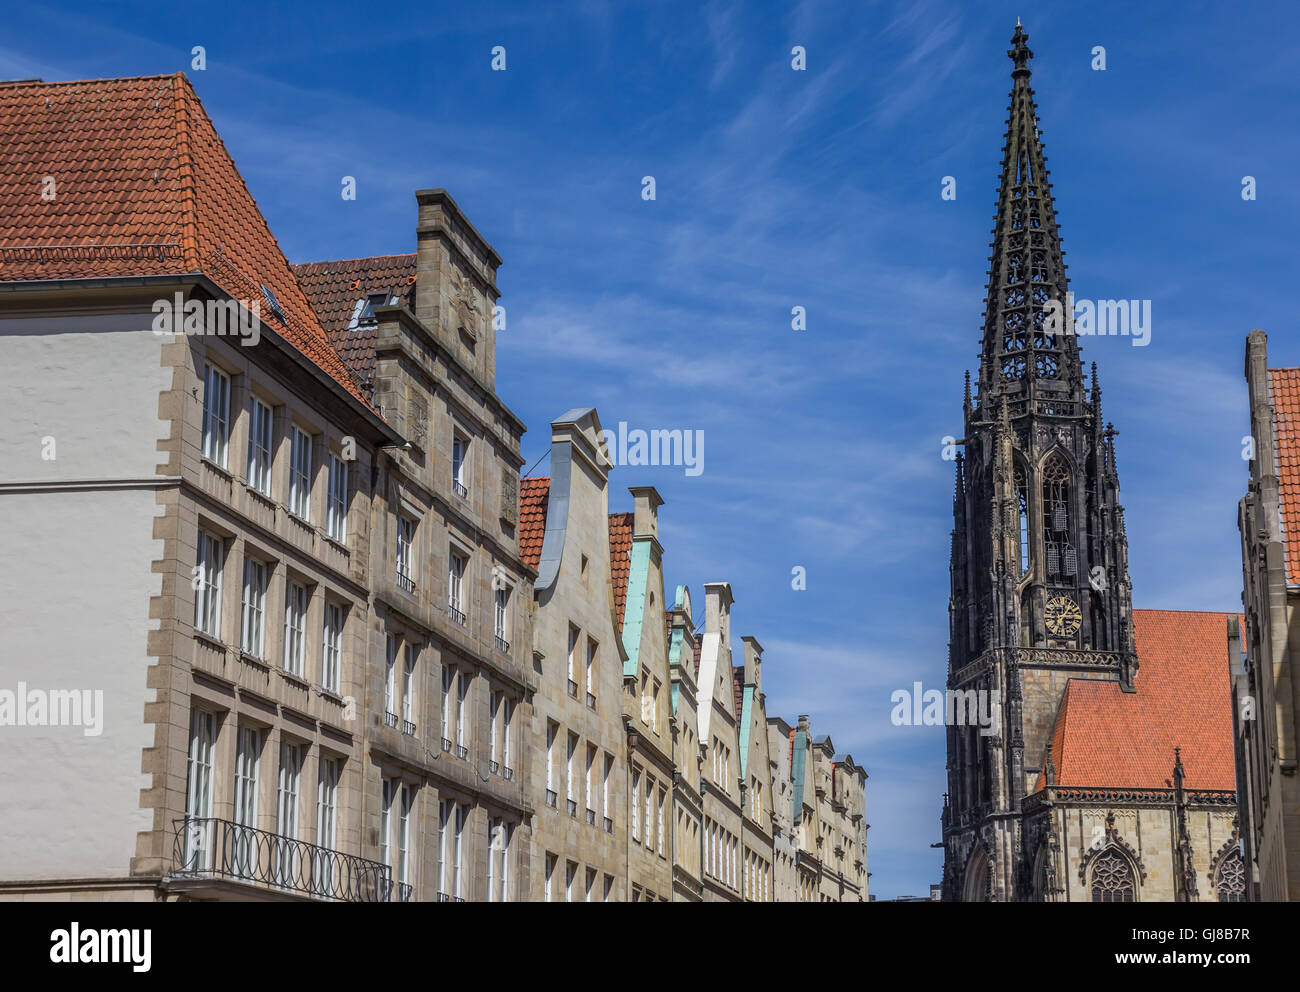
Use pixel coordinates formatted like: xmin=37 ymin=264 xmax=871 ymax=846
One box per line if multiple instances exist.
xmin=604 ymin=817 xmax=614 ymax=834
xmin=495 ymin=635 xmax=510 ymax=653
xmin=546 ymin=789 xmax=558 ymax=808
xmin=456 ymin=744 xmax=468 ymax=760
xmin=567 ymin=799 xmax=578 ymax=817
xmin=587 ymin=692 xmax=596 ymax=710
xmin=441 ymin=737 xmax=453 ymax=753
xmin=448 ymin=605 xmax=467 ymax=627
xmin=503 ymin=766 xmax=516 ymax=782
xmin=453 ymin=481 xmax=468 ymax=500
xmin=395 ymin=571 xmax=415 ymax=595
xmin=437 ymin=892 xmax=466 ymax=903
xmin=385 ymin=711 xmax=399 ymax=729
xmin=586 ymin=808 xmax=596 ymax=825
xmin=402 ymin=720 xmax=416 ymax=737
xmin=568 ymin=680 xmax=578 ymax=699
xmin=489 ymin=760 xmax=500 ymax=775
xmin=169 ymin=817 xmax=405 ymax=902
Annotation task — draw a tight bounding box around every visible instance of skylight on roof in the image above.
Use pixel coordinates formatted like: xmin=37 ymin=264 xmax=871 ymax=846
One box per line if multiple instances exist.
xmin=259 ymin=283 xmax=286 ymax=323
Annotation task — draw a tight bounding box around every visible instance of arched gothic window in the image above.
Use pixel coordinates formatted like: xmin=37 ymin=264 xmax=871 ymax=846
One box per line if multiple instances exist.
xmin=1042 ymin=456 xmax=1076 ymax=578
xmin=1090 ymin=848 xmax=1136 ymax=902
xmin=1215 ymin=850 xmax=1246 ymax=902
xmin=1015 ymin=466 xmax=1030 ymax=576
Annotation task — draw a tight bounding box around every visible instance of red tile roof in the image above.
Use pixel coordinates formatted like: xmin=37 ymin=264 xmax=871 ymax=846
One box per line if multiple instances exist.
xmin=293 ymin=254 xmax=417 ymax=391
xmin=608 ymin=512 xmax=634 ymax=634
xmin=1036 ymin=609 xmax=1238 ymax=792
xmin=0 ymin=74 xmax=369 ymax=407
xmin=1269 ymin=368 xmax=1300 ymax=585
xmin=519 ymin=477 xmax=550 ymax=569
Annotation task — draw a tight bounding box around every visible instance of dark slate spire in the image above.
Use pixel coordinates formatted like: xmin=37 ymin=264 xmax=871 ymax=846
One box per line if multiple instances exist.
xmin=976 ymin=22 xmax=1081 ymax=409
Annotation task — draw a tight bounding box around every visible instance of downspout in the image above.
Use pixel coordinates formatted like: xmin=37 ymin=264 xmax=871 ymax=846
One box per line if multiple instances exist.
xmin=739 ymin=780 xmax=747 ymax=902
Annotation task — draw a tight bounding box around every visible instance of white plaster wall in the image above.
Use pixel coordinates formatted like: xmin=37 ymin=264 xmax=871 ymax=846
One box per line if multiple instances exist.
xmin=0 ymin=312 xmax=170 ymax=879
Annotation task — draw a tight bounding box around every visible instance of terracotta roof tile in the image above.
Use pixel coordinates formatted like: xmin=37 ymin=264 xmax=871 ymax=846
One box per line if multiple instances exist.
xmin=519 ymin=477 xmax=550 ymax=569
xmin=293 ymin=254 xmax=417 ymax=392
xmin=1269 ymin=368 xmax=1300 ymax=585
xmin=0 ymin=74 xmax=370 ymax=408
xmin=1036 ymin=609 xmax=1238 ymax=792
xmin=608 ymin=512 xmax=634 ymax=635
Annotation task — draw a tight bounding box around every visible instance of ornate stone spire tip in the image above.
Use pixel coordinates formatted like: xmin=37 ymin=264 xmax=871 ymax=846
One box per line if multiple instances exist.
xmin=1009 ymin=22 xmax=1032 ymax=77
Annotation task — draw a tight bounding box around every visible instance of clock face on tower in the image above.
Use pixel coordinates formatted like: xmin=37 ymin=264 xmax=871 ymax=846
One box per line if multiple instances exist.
xmin=1044 ymin=595 xmax=1082 ymax=638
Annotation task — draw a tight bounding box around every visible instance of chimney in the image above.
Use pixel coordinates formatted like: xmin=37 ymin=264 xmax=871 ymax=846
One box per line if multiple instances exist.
xmin=629 ymin=486 xmax=662 ymax=540
xmin=742 ymin=635 xmax=763 ymax=691
xmin=703 ymin=582 xmax=733 ymax=648
xmin=414 ymin=188 xmax=503 ymax=387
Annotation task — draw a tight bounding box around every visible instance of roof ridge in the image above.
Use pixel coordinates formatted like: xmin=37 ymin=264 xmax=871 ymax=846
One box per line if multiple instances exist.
xmin=292 ymin=253 xmax=418 ymax=268
xmin=0 ymin=73 xmax=182 ymax=89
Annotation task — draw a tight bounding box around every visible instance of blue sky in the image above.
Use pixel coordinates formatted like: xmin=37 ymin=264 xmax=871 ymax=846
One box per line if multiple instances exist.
xmin=7 ymin=0 xmax=1300 ymax=899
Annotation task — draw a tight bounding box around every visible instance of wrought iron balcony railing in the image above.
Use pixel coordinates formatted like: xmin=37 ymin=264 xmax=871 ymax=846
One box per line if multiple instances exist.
xmin=437 ymin=891 xmax=466 ymax=903
xmin=170 ymin=817 xmax=406 ymax=902
xmin=441 ymin=737 xmax=453 ymax=753
xmin=385 ymin=711 xmax=399 ymax=729
xmin=568 ymin=680 xmax=578 ymax=699
xmin=546 ymin=789 xmax=558 ymax=808
xmin=604 ymin=817 xmax=614 ymax=834
xmin=396 ymin=572 xmax=415 ymax=594
xmin=489 ymin=760 xmax=500 ymax=775
xmin=448 ymin=606 xmax=467 ymax=627
xmin=453 ymin=481 xmax=468 ymax=500
xmin=587 ymin=692 xmax=596 ymax=709
xmin=503 ymin=766 xmax=515 ymax=781
xmin=567 ymin=799 xmax=578 ymax=817
xmin=456 ymin=744 xmax=468 ymax=760
xmin=402 ymin=720 xmax=416 ymax=737
xmin=586 ymin=808 xmax=596 ymax=825
xmin=495 ymin=635 xmax=510 ymax=653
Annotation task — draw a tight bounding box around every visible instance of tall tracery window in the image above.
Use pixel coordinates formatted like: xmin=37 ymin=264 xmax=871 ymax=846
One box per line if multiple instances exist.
xmin=1090 ymin=849 xmax=1135 ymax=902
xmin=1042 ymin=457 xmax=1076 ymax=578
xmin=1215 ymin=850 xmax=1246 ymax=902
xmin=1015 ymin=466 xmax=1030 ymax=576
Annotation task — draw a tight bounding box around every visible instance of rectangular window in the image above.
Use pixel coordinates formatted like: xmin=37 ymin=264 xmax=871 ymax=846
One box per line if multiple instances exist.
xmin=194 ymin=531 xmax=223 ymax=638
xmin=545 ymin=853 xmax=556 ymax=902
xmin=657 ymin=787 xmax=665 ymax=855
xmin=586 ymin=637 xmax=597 ymax=707
xmin=651 ymin=680 xmax=661 ymax=732
xmin=326 ymin=453 xmax=348 ymax=542
xmin=437 ymin=799 xmax=451 ymax=897
xmin=201 ymin=363 xmax=230 ymax=468
xmin=585 ymin=867 xmax=596 ymax=902
xmin=631 ymin=768 xmax=641 ymax=841
xmin=494 ymin=585 xmax=509 ymax=644
xmin=283 ymin=581 xmax=307 ymax=677
xmin=457 ymin=674 xmax=470 ymax=750
xmin=501 ymin=822 xmax=513 ymax=902
xmin=566 ymin=733 xmax=577 ymax=808
xmin=385 ymin=634 xmax=397 ymax=717
xmin=441 ymin=665 xmax=455 ymax=744
xmin=397 ymin=784 xmax=412 ymax=887
xmin=403 ymin=643 xmax=416 ymax=728
xmin=566 ymin=860 xmax=577 ymax=902
xmin=233 ymin=725 xmax=259 ymax=877
xmin=184 ymin=708 xmax=216 ymax=870
xmin=603 ymin=873 xmax=614 ymax=902
xmin=546 ymin=722 xmax=556 ymax=797
xmin=567 ymin=624 xmax=579 ymax=693
xmin=502 ymin=697 xmax=513 ymax=772
xmin=321 ymin=602 xmax=343 ymax=694
xmin=289 ymin=427 xmax=312 ymax=520
xmin=381 ymin=778 xmax=394 ymax=870
xmin=603 ymin=753 xmax=612 ymax=825
xmin=396 ymin=517 xmax=415 ymax=590
xmin=275 ymin=740 xmax=302 ymax=886
xmin=585 ymin=744 xmax=596 ymax=816
xmin=240 ymin=557 xmax=266 ymax=658
xmin=452 ymin=435 xmax=467 ymax=495
xmin=246 ymin=397 xmax=273 ymax=495
xmin=454 ymin=803 xmax=467 ymax=899
xmin=315 ymin=756 xmax=339 ymax=894
xmin=447 ymin=549 xmax=465 ymax=619
xmin=645 ymin=777 xmax=654 ymax=851
xmin=490 ymin=690 xmax=501 ymax=766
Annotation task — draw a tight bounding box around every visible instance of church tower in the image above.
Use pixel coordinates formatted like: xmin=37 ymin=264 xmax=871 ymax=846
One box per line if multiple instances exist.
xmin=942 ymin=23 xmax=1138 ymax=901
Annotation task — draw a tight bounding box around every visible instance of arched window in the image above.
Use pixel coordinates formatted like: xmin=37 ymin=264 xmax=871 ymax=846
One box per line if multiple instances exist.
xmin=1090 ymin=848 xmax=1136 ymax=902
xmin=1015 ymin=466 xmax=1030 ymax=576
xmin=963 ymin=847 xmax=990 ymax=903
xmin=1042 ymin=456 xmax=1076 ymax=578
xmin=1215 ymin=850 xmax=1246 ymax=902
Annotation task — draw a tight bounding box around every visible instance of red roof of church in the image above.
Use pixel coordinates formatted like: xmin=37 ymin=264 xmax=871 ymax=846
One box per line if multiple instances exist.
xmin=608 ymin=512 xmax=634 ymax=634
xmin=1035 ymin=609 xmax=1238 ymax=792
xmin=519 ymin=477 xmax=550 ymax=569
xmin=1268 ymin=368 xmax=1300 ymax=585
xmin=0 ymin=74 xmax=369 ymax=408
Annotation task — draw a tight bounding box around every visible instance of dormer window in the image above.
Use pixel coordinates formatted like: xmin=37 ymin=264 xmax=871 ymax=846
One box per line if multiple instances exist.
xmin=348 ymin=292 xmax=392 ymax=330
